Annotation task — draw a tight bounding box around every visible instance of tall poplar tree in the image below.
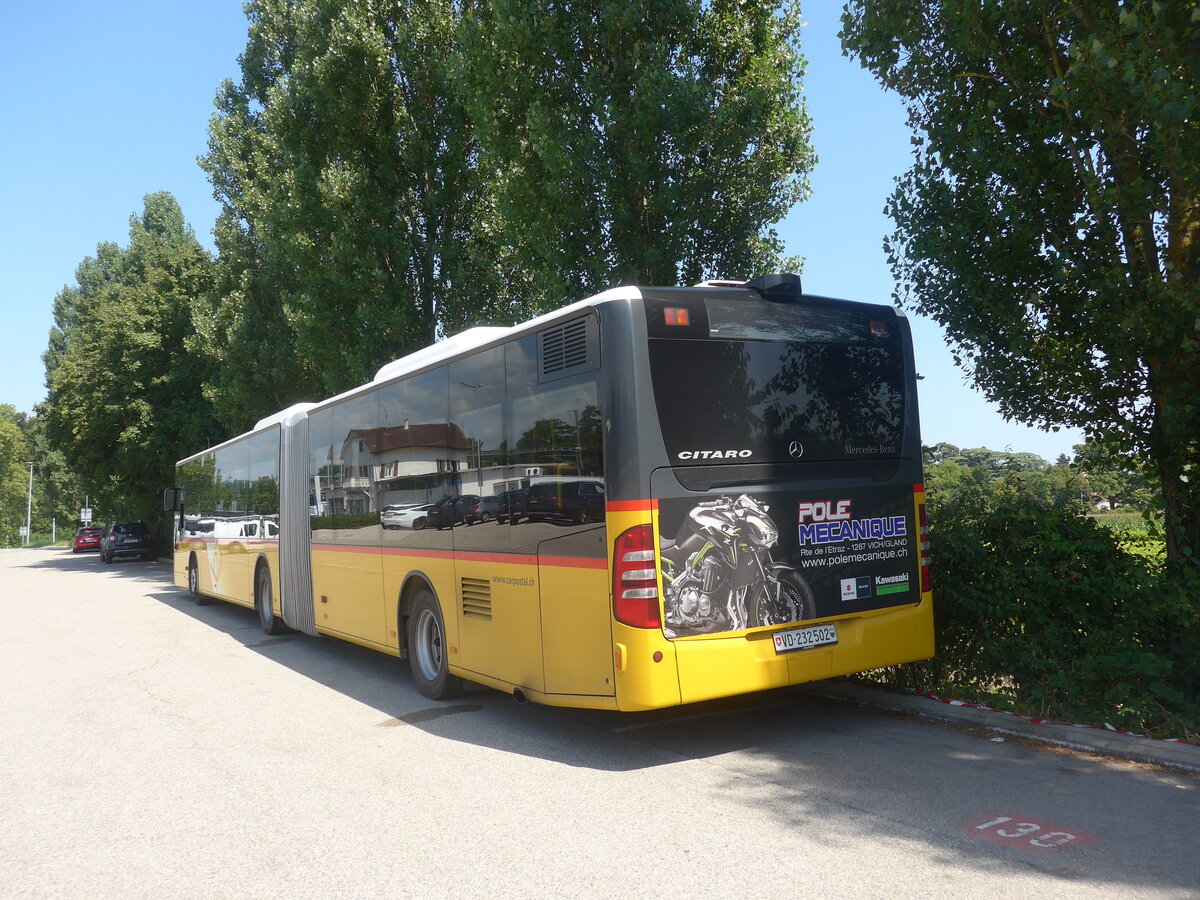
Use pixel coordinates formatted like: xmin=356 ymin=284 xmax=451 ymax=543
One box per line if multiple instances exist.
xmin=458 ymin=0 xmax=815 ymax=302
xmin=201 ymin=0 xmax=816 ymax=430
xmin=842 ymin=2 xmax=1200 ymax=574
xmin=200 ymin=0 xmax=514 ymax=431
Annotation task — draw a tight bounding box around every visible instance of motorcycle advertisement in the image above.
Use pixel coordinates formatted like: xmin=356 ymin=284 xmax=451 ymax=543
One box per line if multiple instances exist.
xmin=658 ymin=486 xmax=920 ymax=639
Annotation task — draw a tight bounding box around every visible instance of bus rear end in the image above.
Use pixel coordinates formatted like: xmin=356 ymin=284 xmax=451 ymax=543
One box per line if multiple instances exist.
xmin=604 ymin=279 xmax=933 ymax=710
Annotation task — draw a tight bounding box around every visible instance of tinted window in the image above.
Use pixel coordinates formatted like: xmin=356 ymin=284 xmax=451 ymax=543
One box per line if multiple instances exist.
xmin=506 ymin=335 xmax=603 ymax=480
xmin=648 ymin=339 xmax=905 ymax=465
xmin=374 ymin=367 xmax=452 ymax=508
xmin=308 ymin=390 xmax=382 ymax=535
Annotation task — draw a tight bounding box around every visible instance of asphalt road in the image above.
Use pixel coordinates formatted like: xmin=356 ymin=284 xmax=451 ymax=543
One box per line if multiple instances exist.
xmin=2 ymin=548 xmax=1197 ymax=899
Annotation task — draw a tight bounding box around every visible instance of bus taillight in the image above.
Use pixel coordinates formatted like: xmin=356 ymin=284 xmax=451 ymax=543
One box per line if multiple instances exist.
xmin=916 ymin=487 xmax=932 ymax=593
xmin=614 ymin=525 xmax=662 ymax=629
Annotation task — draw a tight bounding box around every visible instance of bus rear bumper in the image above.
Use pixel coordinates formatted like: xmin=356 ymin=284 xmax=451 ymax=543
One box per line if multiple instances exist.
xmin=672 ymin=599 xmax=934 ymax=706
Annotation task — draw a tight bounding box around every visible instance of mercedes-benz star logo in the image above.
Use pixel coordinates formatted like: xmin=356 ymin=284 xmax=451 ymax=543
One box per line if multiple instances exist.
xmin=788 ymin=441 xmax=804 ymax=459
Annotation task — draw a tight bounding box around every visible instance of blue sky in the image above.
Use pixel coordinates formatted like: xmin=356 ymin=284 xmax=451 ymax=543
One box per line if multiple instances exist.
xmin=0 ymin=1 xmax=1084 ymax=462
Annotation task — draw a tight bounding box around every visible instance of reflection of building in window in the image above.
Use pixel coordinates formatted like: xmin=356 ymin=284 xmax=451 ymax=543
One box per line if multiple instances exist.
xmin=349 ymin=423 xmax=469 ymax=509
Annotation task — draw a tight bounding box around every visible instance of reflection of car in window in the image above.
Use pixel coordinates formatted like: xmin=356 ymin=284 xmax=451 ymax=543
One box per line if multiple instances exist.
xmin=462 ymin=495 xmax=499 ymax=525
xmin=525 ymin=480 xmax=605 ymax=525
xmin=496 ymin=489 xmax=527 ymax=524
xmin=425 ymin=496 xmax=460 ymax=530
xmin=383 ymin=503 xmax=435 ymax=530
xmin=380 ymin=503 xmax=427 ymax=529
xmin=452 ymin=495 xmax=480 ymax=525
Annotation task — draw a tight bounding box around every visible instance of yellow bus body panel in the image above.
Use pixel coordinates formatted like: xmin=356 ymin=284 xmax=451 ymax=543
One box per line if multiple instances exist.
xmin=311 ymin=546 xmax=387 ymax=646
xmin=174 ymin=539 xmax=256 ymax=609
xmin=538 ymin=559 xmax=614 ymax=697
xmin=453 ymin=554 xmax=546 ymax=694
xmin=175 ymin=539 xmax=282 ymax=613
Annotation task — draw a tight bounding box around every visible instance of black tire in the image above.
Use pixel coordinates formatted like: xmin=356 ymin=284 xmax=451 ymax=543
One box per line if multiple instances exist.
xmin=102 ymin=551 xmax=111 ymax=565
xmin=480 ymin=512 xmax=492 ymax=524
xmin=413 ymin=517 xmax=426 ymax=530
xmin=755 ymin=571 xmax=816 ymax=627
xmin=256 ymin=562 xmax=286 ymax=634
xmin=189 ymin=557 xmax=213 ymax=605
xmin=574 ymin=505 xmax=591 ymax=525
xmin=407 ymin=588 xmax=461 ymax=700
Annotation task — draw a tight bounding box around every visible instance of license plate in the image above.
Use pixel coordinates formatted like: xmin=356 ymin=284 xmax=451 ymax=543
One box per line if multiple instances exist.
xmin=773 ymin=623 xmax=838 ymax=654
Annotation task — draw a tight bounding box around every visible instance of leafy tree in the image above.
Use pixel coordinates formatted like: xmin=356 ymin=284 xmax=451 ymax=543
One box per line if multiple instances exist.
xmin=200 ymin=0 xmax=520 ymax=431
xmin=924 ymin=444 xmax=1088 ymax=514
xmin=1072 ymin=439 xmax=1156 ymax=510
xmin=42 ymin=193 xmax=220 ymax=533
xmin=201 ymin=0 xmax=816 ymax=433
xmin=21 ymin=410 xmax=86 ymax=536
xmin=842 ymin=2 xmax=1200 ymax=574
xmin=0 ymin=406 xmax=33 ymax=546
xmin=458 ymin=0 xmax=815 ymax=302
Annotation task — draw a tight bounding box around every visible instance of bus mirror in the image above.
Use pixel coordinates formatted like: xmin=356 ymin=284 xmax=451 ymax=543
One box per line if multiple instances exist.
xmin=162 ymin=487 xmax=185 ymax=512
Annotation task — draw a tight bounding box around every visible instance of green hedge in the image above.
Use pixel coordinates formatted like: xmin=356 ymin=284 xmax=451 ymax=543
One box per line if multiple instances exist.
xmin=869 ymin=495 xmax=1200 ymax=741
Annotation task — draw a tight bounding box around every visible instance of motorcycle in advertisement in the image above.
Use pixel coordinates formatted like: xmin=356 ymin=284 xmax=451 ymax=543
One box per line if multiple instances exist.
xmin=658 ymin=485 xmax=920 ymax=639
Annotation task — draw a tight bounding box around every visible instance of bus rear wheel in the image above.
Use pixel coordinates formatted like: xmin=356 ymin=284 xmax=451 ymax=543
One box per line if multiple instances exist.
xmin=256 ymin=563 xmax=286 ymax=634
xmin=407 ymin=589 xmax=461 ymax=700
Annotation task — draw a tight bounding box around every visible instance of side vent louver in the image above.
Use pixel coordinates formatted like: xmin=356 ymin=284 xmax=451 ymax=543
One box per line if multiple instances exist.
xmin=538 ymin=317 xmax=597 ymax=382
xmin=461 ymin=577 xmax=492 ymax=620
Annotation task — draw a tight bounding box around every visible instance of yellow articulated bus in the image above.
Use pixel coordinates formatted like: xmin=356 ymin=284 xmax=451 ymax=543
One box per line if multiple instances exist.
xmin=166 ymin=273 xmax=933 ymax=711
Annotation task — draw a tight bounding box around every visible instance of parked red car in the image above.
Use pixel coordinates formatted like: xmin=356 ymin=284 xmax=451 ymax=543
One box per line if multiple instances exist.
xmin=72 ymin=527 xmax=104 ymax=553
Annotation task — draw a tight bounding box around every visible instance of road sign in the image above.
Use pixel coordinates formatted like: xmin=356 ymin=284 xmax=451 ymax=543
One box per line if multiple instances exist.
xmin=81 ymin=508 xmax=93 ymax=523
xmin=19 ymin=526 xmax=29 ymax=536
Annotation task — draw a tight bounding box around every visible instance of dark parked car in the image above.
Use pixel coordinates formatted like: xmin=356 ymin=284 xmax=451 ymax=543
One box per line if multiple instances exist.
xmin=462 ymin=495 xmax=500 ymax=525
xmin=524 ymin=480 xmax=605 ymax=524
xmin=72 ymin=526 xmax=104 ymax=553
xmin=496 ymin=489 xmax=528 ymax=524
xmin=425 ymin=496 xmax=461 ymax=530
xmin=100 ymin=521 xmax=155 ymax=563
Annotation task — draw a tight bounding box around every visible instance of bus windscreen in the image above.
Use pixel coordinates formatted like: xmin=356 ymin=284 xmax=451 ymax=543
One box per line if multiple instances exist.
xmin=647 ymin=299 xmax=906 ymax=465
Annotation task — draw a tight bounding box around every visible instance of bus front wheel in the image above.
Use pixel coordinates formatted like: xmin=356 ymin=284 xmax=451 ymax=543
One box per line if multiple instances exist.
xmin=407 ymin=589 xmax=461 ymax=700
xmin=189 ymin=556 xmax=213 ymax=605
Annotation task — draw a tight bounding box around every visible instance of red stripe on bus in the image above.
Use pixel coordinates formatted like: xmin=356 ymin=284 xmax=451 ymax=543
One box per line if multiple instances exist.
xmin=913 ymin=483 xmax=925 ymax=493
xmin=539 ymin=556 xmax=608 ymax=570
xmin=315 ymin=543 xmax=606 ymax=570
xmin=606 ymin=499 xmax=658 ymax=512
xmin=311 ymin=543 xmax=381 ymax=555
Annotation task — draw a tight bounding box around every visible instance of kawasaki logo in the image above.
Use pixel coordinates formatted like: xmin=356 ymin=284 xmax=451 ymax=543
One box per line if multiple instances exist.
xmin=677 ymin=450 xmax=754 ymax=460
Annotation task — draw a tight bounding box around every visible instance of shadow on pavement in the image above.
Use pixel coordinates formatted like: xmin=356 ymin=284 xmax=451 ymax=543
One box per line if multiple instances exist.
xmin=31 ymin=546 xmax=1199 ymax=896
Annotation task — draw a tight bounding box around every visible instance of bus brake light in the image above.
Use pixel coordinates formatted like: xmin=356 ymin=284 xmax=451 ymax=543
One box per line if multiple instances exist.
xmin=614 ymin=525 xmax=662 ymax=629
xmin=917 ymin=488 xmax=932 ymax=593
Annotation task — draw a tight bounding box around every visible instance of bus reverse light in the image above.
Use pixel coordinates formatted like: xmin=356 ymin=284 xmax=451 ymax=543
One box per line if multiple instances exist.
xmin=614 ymin=524 xmax=662 ymax=629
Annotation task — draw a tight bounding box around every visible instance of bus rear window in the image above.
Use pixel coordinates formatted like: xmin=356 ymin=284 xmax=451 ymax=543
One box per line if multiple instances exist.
xmin=648 ymin=338 xmax=905 ymax=465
